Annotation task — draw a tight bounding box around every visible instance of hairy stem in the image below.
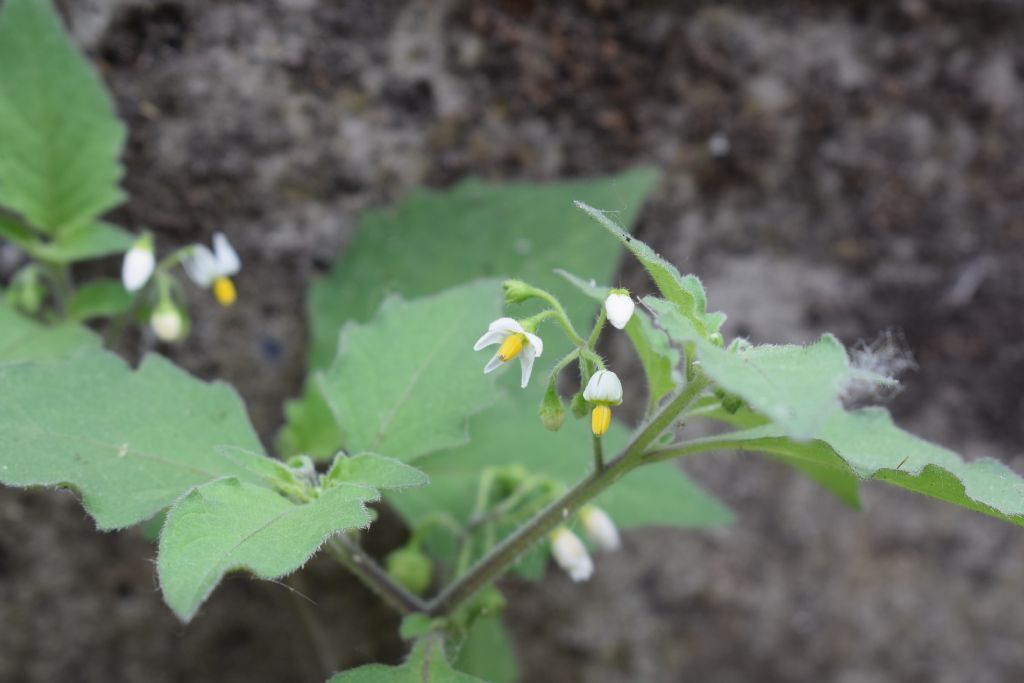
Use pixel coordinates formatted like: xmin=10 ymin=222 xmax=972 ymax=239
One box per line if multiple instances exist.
xmin=325 ymin=535 xmax=427 ymax=615
xmin=424 ymin=371 xmax=709 ymax=617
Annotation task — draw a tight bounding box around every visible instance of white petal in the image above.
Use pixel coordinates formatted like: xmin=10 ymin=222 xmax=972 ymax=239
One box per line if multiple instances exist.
xmin=551 ymin=528 xmax=593 ymax=583
xmin=487 ymin=317 xmax=524 ymax=335
xmin=581 ymin=507 xmax=621 ymax=552
xmin=483 ymin=353 xmax=504 ymax=374
xmin=518 ymin=346 xmax=537 ymax=388
xmin=524 ymin=332 xmax=543 ymax=357
xmin=605 ymin=293 xmax=635 ymax=330
xmin=182 ymin=245 xmax=218 ymax=287
xmin=121 ymin=248 xmax=155 ymax=292
xmin=473 ymin=329 xmax=508 ymax=351
xmin=212 ymin=232 xmax=241 ymax=275
xmin=583 ymin=369 xmax=623 ymax=404
xmin=568 ymin=556 xmax=595 ymax=582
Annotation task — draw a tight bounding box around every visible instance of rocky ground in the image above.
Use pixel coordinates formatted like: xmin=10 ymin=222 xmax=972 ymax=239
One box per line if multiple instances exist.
xmin=2 ymin=0 xmax=1023 ymax=681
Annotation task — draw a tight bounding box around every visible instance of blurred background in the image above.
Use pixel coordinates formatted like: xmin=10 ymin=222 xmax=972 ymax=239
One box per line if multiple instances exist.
xmin=2 ymin=0 xmax=1023 ymax=681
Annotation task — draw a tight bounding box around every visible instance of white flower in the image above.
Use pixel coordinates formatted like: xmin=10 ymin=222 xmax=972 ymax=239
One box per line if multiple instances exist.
xmin=604 ymin=290 xmax=635 ymax=330
xmin=473 ymin=317 xmax=544 ymax=388
xmin=121 ymin=235 xmax=155 ymax=292
xmin=183 ymin=232 xmax=241 ymax=306
xmin=583 ymin=369 xmax=623 ymax=436
xmin=150 ymin=303 xmax=184 ymax=342
xmin=580 ymin=506 xmax=621 ymax=552
xmin=550 ymin=527 xmax=594 ymax=582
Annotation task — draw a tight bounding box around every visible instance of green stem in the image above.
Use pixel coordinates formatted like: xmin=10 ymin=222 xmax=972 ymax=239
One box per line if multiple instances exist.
xmin=530 ymin=289 xmax=584 ymax=346
xmin=592 ymin=433 xmax=604 ymax=472
xmin=424 ymin=370 xmax=710 ymax=617
xmin=586 ymin=307 xmax=607 ymax=349
xmin=325 ymin=535 xmax=427 ymax=615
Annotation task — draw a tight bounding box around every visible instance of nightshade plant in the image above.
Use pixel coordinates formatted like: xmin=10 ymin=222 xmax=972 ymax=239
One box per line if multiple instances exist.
xmin=2 ymin=1 xmax=1024 ymax=681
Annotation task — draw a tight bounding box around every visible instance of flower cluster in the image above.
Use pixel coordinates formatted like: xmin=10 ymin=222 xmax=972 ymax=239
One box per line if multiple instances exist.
xmin=471 ymin=283 xmax=636 ymax=582
xmin=120 ymin=232 xmax=242 ymax=342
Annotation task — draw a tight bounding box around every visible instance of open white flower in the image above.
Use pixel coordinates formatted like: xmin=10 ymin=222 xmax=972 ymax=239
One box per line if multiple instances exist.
xmin=580 ymin=505 xmax=621 ymax=552
xmin=150 ymin=302 xmax=185 ymax=342
xmin=582 ymin=369 xmax=623 ymax=437
xmin=473 ymin=317 xmax=544 ymax=388
xmin=550 ymin=527 xmax=594 ymax=582
xmin=604 ymin=290 xmax=635 ymax=330
xmin=183 ymin=232 xmax=241 ymax=306
xmin=121 ymin=234 xmax=155 ymax=292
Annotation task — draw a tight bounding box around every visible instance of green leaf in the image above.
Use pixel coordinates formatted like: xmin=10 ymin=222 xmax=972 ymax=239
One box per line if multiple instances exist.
xmin=67 ymin=278 xmax=132 ymax=321
xmin=685 ymin=407 xmax=1024 ymax=525
xmin=324 ymin=453 xmax=429 ymax=490
xmin=0 ymin=298 xmax=100 ymax=362
xmin=0 ymin=214 xmax=34 ymax=248
xmin=317 ymin=281 xmax=505 ymax=462
xmin=575 ymin=201 xmax=725 ymax=338
xmin=556 ymin=269 xmax=679 ymax=410
xmin=280 ymin=387 xmax=345 ymax=462
xmin=0 ymin=0 xmax=126 ymax=235
xmin=0 ymin=351 xmax=271 ymax=529
xmin=282 ymin=170 xmax=659 ymax=457
xmin=158 ymin=478 xmax=377 ymax=621
xmin=646 ymin=296 xmax=850 ymax=441
xmin=328 ymin=638 xmax=490 ymax=683
xmin=453 ymin=617 xmax=519 ymax=683
xmin=29 ymin=222 xmax=134 ymax=263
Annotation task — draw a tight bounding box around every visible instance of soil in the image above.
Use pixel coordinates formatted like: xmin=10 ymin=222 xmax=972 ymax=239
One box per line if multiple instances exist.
xmin=3 ymin=0 xmax=1024 ymax=681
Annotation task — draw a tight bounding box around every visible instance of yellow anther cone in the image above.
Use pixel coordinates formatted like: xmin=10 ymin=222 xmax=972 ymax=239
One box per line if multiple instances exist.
xmin=591 ymin=405 xmax=612 ymax=436
xmin=213 ymin=276 xmax=237 ymax=306
xmin=497 ymin=332 xmax=525 ymax=361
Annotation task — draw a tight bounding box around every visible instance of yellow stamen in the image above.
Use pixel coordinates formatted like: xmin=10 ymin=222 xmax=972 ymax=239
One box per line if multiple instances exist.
xmin=497 ymin=333 xmax=526 ymax=362
xmin=213 ymin=276 xmax=237 ymax=306
xmin=591 ymin=405 xmax=612 ymax=437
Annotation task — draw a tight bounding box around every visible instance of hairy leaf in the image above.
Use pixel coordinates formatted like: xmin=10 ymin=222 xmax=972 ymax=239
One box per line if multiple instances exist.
xmin=678 ymin=407 xmax=1024 ymax=525
xmin=317 ymin=281 xmax=504 ymax=462
xmin=324 ymin=453 xmax=429 ymax=490
xmin=158 ymin=478 xmax=377 ymax=621
xmin=328 ymin=638 xmax=489 ymax=683
xmin=281 ymin=170 xmax=659 ymax=457
xmin=0 ymin=299 xmax=99 ymax=362
xmin=0 ymin=0 xmax=126 ymax=234
xmin=0 ymin=351 xmax=268 ymax=528
xmin=575 ymin=201 xmax=725 ymax=337
xmin=646 ymin=296 xmax=850 ymax=441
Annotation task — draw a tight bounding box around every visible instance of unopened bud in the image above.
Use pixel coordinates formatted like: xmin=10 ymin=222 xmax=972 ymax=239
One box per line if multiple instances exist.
xmin=385 ymin=546 xmax=432 ymax=596
xmin=502 ymin=279 xmax=535 ymax=305
xmin=570 ymin=391 xmax=588 ymax=418
xmin=150 ymin=302 xmax=185 ymax=342
xmin=539 ymin=383 xmax=566 ymax=431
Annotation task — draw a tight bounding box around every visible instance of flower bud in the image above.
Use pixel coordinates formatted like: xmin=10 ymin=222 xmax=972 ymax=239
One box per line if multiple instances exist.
xmin=580 ymin=505 xmax=621 ymax=551
xmin=539 ymin=383 xmax=566 ymax=431
xmin=150 ymin=302 xmax=185 ymax=342
xmin=385 ymin=546 xmax=432 ymax=596
xmin=550 ymin=527 xmax=594 ymax=582
xmin=604 ymin=290 xmax=635 ymax=330
xmin=122 ymin=234 xmax=156 ymax=292
xmin=502 ymin=279 xmax=535 ymax=305
xmin=570 ymin=391 xmax=588 ymax=418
